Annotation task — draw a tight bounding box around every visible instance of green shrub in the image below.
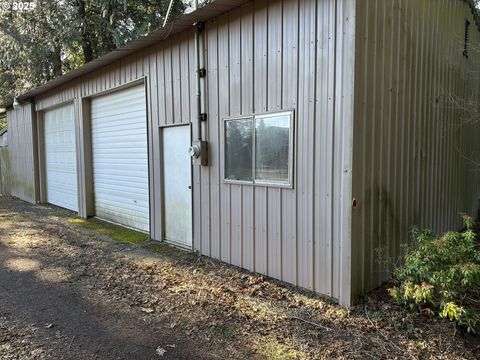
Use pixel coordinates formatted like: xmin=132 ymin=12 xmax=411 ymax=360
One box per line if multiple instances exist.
xmin=389 ymin=215 xmax=480 ymax=333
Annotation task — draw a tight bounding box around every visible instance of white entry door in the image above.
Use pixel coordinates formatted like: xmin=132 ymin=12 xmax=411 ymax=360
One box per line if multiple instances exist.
xmin=91 ymin=85 xmax=149 ymax=232
xmin=163 ymin=126 xmax=192 ymax=248
xmin=44 ymin=104 xmax=78 ymax=212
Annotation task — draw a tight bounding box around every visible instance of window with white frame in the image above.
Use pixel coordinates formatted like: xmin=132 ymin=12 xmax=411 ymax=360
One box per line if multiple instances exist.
xmin=223 ymin=111 xmax=294 ymax=187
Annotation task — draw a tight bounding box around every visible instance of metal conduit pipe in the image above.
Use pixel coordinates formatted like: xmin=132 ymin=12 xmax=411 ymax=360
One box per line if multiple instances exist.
xmin=194 ymin=21 xmax=203 ymax=141
xmin=189 ymin=0 xmax=208 ymax=166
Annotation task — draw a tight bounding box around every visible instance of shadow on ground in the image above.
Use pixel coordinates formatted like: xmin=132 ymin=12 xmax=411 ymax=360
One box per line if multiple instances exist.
xmin=0 ymin=196 xmax=478 ymax=360
xmin=0 ymin=199 xmax=238 ymax=360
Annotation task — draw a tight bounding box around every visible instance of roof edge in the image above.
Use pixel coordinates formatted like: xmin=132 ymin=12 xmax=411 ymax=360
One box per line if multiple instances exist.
xmin=4 ymin=0 xmax=480 ymax=107
xmin=8 ymin=0 xmax=251 ymax=106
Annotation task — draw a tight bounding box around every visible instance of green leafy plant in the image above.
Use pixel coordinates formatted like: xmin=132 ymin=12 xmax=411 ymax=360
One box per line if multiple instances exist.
xmin=389 ymin=214 xmax=480 ymax=333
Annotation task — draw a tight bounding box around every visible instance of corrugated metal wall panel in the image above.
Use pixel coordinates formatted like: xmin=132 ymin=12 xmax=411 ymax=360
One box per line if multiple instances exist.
xmin=7 ymin=104 xmax=37 ymax=203
xmin=351 ymin=0 xmax=480 ymax=299
xmin=197 ymin=0 xmax=347 ymax=299
xmin=23 ymin=0 xmax=353 ymax=302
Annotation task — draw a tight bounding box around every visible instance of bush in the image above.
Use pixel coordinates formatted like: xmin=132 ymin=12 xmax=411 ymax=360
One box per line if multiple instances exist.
xmin=389 ymin=214 xmax=480 ymax=333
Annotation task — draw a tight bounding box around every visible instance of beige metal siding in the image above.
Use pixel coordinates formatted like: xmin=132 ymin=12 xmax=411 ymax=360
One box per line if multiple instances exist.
xmin=351 ymin=0 xmax=480 ymax=299
xmin=34 ymin=34 xmax=195 ymax=236
xmin=27 ymin=0 xmax=354 ymax=302
xmin=0 ymin=130 xmax=8 ymax=195
xmin=0 ymin=147 xmax=10 ymax=196
xmin=196 ymin=0 xmax=354 ymax=300
xmin=6 ymin=104 xmax=38 ymax=203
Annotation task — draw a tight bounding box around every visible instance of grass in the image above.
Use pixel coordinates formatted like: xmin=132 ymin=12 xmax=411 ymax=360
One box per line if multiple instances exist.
xmin=207 ymin=324 xmax=238 ymax=340
xmin=144 ymin=242 xmax=196 ymax=261
xmin=67 ymin=217 xmax=149 ymax=244
xmin=258 ymin=340 xmax=302 ymax=360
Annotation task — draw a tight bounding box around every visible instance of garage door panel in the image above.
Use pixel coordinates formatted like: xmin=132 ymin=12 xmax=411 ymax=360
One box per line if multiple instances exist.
xmin=91 ymin=91 xmax=145 ymax=106
xmin=94 ymin=201 xmax=149 ymax=219
xmin=91 ymin=108 xmax=146 ymax=119
xmin=92 ymin=129 xmax=147 ymax=137
xmin=91 ymin=85 xmax=149 ymax=232
xmin=92 ymin=106 xmax=146 ymax=120
xmin=94 ymin=186 xmax=148 ymax=199
xmin=92 ymin=119 xmax=147 ymax=131
xmin=94 ymin=198 xmax=149 ymax=213
xmin=44 ymin=104 xmax=78 ymax=212
xmin=92 ymin=177 xmax=147 ymax=186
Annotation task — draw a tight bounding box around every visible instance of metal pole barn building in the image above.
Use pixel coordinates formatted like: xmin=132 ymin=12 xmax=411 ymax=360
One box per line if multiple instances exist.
xmin=4 ymin=0 xmax=480 ymax=306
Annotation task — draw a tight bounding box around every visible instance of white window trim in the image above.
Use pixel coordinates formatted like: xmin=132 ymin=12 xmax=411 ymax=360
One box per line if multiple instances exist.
xmin=222 ymin=110 xmax=295 ymax=189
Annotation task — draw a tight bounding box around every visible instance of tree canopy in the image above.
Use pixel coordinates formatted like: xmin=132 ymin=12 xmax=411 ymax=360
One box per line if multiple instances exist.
xmin=0 ymin=0 xmax=191 ymax=106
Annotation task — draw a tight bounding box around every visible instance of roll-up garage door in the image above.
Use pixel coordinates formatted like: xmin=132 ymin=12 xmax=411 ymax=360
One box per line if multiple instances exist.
xmin=44 ymin=104 xmax=78 ymax=212
xmin=91 ymin=85 xmax=149 ymax=232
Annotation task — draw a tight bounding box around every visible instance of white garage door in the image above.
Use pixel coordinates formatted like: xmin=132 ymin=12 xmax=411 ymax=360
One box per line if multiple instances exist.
xmin=91 ymin=85 xmax=149 ymax=232
xmin=44 ymin=104 xmax=78 ymax=212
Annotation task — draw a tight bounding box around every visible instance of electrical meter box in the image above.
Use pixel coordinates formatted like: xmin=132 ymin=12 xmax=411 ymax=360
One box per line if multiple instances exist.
xmin=189 ymin=140 xmax=208 ymax=166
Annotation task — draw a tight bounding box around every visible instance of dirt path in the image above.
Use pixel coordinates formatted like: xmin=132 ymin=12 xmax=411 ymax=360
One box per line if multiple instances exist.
xmin=0 ymin=198 xmax=249 ymax=359
xmin=0 ymin=197 xmax=478 ymax=359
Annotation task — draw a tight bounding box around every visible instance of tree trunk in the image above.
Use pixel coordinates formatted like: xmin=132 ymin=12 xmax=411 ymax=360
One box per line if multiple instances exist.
xmin=77 ymin=0 xmax=94 ymax=63
xmin=52 ymin=45 xmax=63 ymax=77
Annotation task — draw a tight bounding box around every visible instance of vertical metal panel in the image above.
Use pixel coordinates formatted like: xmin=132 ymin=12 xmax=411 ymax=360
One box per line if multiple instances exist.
xmin=164 ymin=41 xmax=174 ymax=124
xmin=172 ymin=41 xmax=182 ymax=123
xmin=314 ymin=0 xmax=335 ymax=294
xmin=157 ymin=47 xmax=167 ymax=126
xmin=252 ymin=0 xmax=268 ymax=276
xmin=297 ymin=0 xmax=316 ymax=290
xmin=229 ymin=10 xmax=243 ymax=268
xmin=334 ymin=0 xmax=356 ymax=305
xmin=241 ymin=2 xmax=255 ymax=271
xmin=0 ymin=129 xmax=11 ymax=195
xmin=81 ymin=98 xmax=94 ymax=217
xmin=7 ymin=104 xmax=37 ymax=203
xmin=206 ymin=18 xmax=221 ymax=260
xmin=266 ymin=0 xmax=283 ymax=280
xmin=0 ymin=146 xmax=11 ymax=195
xmin=180 ymin=37 xmax=191 ymax=123
xmin=218 ymin=12 xmax=232 ymax=264
xmin=351 ymin=0 xmax=480 ymax=301
xmin=148 ymin=51 xmax=162 ymax=240
xmin=281 ymin=0 xmax=299 ymax=287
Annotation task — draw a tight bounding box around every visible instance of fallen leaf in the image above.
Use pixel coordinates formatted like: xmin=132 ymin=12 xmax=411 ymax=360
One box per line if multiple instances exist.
xmin=140 ymin=307 xmax=154 ymax=314
xmin=45 ymin=324 xmax=53 ymax=329
xmin=156 ymin=347 xmax=167 ymax=356
xmin=166 ymin=344 xmax=176 ymax=348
